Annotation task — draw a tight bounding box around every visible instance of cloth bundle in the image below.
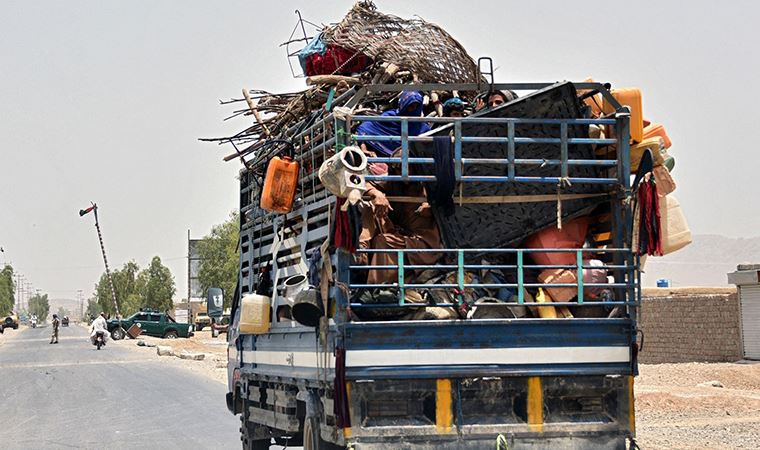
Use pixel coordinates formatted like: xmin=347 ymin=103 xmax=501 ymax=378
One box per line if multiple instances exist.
xmin=427 ymin=136 xmax=456 ymax=216
xmin=634 ymin=175 xmax=663 ymax=256
xmin=334 ymin=197 xmax=362 ymax=252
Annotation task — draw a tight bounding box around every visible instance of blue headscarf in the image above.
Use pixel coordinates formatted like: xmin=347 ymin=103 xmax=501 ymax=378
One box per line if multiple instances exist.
xmin=443 ymin=97 xmax=465 ymax=115
xmin=356 ymin=91 xmax=431 ymax=156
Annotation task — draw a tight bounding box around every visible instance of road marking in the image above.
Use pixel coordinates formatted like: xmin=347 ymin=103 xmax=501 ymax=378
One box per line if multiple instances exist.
xmin=2 ymin=336 xmax=91 ymax=344
xmin=1 ymin=358 xmax=158 ymax=369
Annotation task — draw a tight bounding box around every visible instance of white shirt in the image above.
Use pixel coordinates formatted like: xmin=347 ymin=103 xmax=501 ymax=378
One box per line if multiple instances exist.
xmin=91 ymin=316 xmax=108 ymax=333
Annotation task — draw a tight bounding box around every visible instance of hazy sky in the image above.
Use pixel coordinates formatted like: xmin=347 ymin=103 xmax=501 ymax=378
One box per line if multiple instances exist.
xmin=1 ymin=0 xmax=758 ymax=300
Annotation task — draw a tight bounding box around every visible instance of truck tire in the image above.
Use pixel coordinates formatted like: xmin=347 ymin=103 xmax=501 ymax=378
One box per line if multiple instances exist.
xmin=240 ymin=415 xmax=270 ymax=450
xmin=111 ymin=328 xmax=126 ymax=340
xmin=303 ymin=416 xmax=343 ymax=450
xmin=164 ymin=330 xmax=178 ymax=339
xmin=196 ymin=324 xmax=204 ymax=331
xmin=303 ymin=416 xmax=319 ymax=450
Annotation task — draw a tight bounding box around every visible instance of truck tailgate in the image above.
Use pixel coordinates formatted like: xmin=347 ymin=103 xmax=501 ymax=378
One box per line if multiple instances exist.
xmin=342 ymin=318 xmax=634 ymax=379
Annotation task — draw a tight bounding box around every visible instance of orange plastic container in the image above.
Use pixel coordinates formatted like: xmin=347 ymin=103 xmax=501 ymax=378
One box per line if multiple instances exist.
xmin=524 ymin=217 xmax=590 ymax=266
xmin=260 ymin=156 xmax=299 ymax=213
xmin=643 ymin=122 xmax=672 ymax=149
xmin=603 ymin=87 xmax=644 ymax=143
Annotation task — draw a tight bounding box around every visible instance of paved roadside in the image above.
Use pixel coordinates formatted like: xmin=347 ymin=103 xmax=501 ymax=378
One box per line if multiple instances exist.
xmin=105 ymin=328 xmax=230 ymax=385
xmin=0 ymin=324 xmax=240 ymax=449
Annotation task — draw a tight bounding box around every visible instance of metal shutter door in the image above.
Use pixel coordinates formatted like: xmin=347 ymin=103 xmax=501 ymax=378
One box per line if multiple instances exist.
xmin=740 ymin=285 xmax=760 ymax=360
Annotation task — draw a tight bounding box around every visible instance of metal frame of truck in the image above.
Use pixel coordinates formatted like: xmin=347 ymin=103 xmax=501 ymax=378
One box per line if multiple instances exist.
xmin=226 ymin=82 xmax=640 ymax=449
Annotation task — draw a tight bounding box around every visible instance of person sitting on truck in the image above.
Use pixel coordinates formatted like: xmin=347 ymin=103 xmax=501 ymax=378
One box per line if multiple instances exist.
xmin=356 ymin=90 xmax=431 ymax=158
xmin=357 ymin=150 xmax=442 ymax=285
xmin=475 ymin=90 xmax=518 ymax=111
xmin=442 ymin=97 xmax=466 ymax=117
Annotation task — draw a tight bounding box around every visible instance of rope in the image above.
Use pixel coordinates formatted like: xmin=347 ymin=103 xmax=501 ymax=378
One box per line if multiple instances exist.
xmin=496 ymin=434 xmax=509 ymax=450
xmin=556 ymin=177 xmax=572 ymax=230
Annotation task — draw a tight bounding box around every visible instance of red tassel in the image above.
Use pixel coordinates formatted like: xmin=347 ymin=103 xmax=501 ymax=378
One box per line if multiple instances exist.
xmin=637 ymin=178 xmax=663 ymax=256
xmin=334 ymin=198 xmax=355 ymax=252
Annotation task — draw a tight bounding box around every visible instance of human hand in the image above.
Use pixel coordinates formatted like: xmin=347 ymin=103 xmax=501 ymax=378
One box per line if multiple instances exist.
xmin=371 ymin=190 xmax=393 ymax=217
xmin=415 ymin=202 xmax=431 ymax=215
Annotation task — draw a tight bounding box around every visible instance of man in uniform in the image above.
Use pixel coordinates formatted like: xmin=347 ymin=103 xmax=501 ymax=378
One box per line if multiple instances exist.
xmin=50 ymin=314 xmax=60 ymax=344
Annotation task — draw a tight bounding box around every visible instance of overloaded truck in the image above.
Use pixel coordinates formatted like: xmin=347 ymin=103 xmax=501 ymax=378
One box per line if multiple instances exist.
xmin=215 ymin=3 xmax=686 ymax=449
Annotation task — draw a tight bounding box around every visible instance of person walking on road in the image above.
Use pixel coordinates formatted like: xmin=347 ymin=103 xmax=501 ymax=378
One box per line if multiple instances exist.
xmin=50 ymin=314 xmax=60 ymax=344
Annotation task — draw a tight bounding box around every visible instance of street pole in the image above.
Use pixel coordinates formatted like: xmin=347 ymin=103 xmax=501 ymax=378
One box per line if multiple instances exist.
xmin=78 ymin=289 xmax=84 ymax=321
xmin=187 ymin=229 xmax=191 ymax=325
xmin=18 ymin=275 xmax=24 ymax=312
xmin=25 ymin=282 xmax=31 ymax=312
xmin=80 ymin=203 xmax=121 ymax=319
xmin=15 ymin=274 xmax=21 ymax=312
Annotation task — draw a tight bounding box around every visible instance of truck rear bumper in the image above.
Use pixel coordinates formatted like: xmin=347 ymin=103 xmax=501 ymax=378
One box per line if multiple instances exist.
xmin=348 ymin=432 xmax=628 ymax=450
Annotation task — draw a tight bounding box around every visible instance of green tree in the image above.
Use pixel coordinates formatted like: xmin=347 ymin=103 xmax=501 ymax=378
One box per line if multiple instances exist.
xmin=197 ymin=212 xmax=239 ymax=308
xmin=0 ymin=265 xmax=15 ymax=315
xmin=28 ymin=293 xmax=50 ymax=321
xmin=94 ymin=261 xmax=140 ymax=317
xmin=93 ymin=257 xmax=176 ymax=317
xmin=137 ymin=256 xmax=176 ymax=312
xmin=85 ymin=297 xmax=100 ymax=322
xmin=57 ymin=306 xmax=69 ymax=318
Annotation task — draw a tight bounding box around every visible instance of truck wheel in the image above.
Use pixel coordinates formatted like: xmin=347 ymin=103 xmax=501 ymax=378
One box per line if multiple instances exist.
xmin=196 ymin=325 xmax=204 ymax=331
xmin=303 ymin=416 xmax=319 ymax=450
xmin=240 ymin=415 xmax=270 ymax=450
xmin=304 ymin=416 xmax=342 ymax=450
xmin=111 ymin=328 xmax=126 ymax=340
xmin=164 ymin=330 xmax=178 ymax=339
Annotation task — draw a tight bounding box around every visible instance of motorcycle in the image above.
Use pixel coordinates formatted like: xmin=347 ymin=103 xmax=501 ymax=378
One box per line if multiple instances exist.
xmin=30 ymin=318 xmax=37 ymax=328
xmin=93 ymin=331 xmax=106 ymax=350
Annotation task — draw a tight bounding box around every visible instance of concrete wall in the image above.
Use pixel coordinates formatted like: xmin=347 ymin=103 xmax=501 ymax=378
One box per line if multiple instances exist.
xmin=638 ymin=293 xmax=742 ymax=364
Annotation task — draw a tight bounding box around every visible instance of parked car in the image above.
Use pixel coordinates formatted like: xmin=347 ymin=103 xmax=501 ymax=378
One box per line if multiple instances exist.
xmin=3 ymin=312 xmax=19 ymax=330
xmin=193 ymin=312 xmax=212 ymax=331
xmin=107 ymin=310 xmax=193 ymax=340
xmin=211 ymin=314 xmax=230 ymax=334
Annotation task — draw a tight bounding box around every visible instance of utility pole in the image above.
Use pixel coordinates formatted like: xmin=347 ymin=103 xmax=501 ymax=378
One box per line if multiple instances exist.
xmin=25 ymin=282 xmax=32 ymax=311
xmin=78 ymin=290 xmax=84 ymax=320
xmin=80 ymin=203 xmax=121 ymax=319
xmin=18 ymin=274 xmax=24 ymax=312
xmin=187 ymin=229 xmax=191 ymax=325
xmin=15 ymin=274 xmax=21 ymax=312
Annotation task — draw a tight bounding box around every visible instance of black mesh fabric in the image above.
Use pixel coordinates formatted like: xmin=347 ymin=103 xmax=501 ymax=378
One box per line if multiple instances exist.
xmin=412 ymin=82 xmax=611 ymax=249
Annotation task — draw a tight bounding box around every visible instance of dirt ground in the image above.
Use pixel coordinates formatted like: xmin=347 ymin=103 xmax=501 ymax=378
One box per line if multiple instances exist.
xmin=107 ymin=328 xmax=230 ymax=384
xmin=636 ymin=362 xmax=760 ymax=449
xmin=107 ymin=326 xmax=760 ymax=448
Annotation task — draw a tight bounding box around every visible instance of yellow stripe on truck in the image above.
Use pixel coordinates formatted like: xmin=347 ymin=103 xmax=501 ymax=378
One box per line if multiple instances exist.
xmin=527 ymin=376 xmax=543 ymax=432
xmin=343 ymin=382 xmax=353 ymax=438
xmin=436 ymin=379 xmax=453 ymax=433
xmin=628 ymin=375 xmax=636 ymax=435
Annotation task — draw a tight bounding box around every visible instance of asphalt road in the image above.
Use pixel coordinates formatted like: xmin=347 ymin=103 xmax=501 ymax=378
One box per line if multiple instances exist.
xmin=0 ymin=324 xmax=241 ymax=450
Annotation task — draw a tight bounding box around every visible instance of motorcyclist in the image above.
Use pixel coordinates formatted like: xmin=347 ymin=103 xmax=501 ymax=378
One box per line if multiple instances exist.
xmin=31 ymin=314 xmax=38 ymax=328
xmin=90 ymin=312 xmax=109 ymax=346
